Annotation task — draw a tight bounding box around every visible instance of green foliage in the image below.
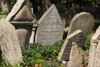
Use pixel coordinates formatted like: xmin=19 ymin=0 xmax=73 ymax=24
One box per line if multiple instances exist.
xmin=21 ymin=39 xmax=65 ymax=66
xmin=82 ymin=54 xmax=85 ymax=66
xmin=11 ymin=0 xmax=16 ymax=8
xmin=83 ymin=31 xmax=95 ymax=50
xmin=82 ymin=54 xmax=88 ymax=67
xmin=83 ymin=36 xmax=91 ymax=50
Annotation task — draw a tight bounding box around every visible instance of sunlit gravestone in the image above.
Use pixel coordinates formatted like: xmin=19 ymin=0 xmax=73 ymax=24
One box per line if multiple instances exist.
xmin=35 ymin=4 xmax=64 ymax=45
xmin=0 ymin=19 xmax=22 ymax=65
xmin=6 ymin=0 xmax=35 ymax=48
xmin=68 ymin=12 xmax=94 ymax=38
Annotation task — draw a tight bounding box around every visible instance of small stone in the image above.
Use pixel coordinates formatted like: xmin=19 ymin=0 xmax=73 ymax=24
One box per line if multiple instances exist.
xmin=62 ymin=61 xmax=66 ymax=64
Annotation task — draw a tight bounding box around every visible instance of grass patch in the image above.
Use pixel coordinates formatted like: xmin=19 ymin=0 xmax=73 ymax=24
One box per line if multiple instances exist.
xmin=0 ymin=11 xmax=8 ymax=20
xmin=0 ymin=15 xmax=7 ymax=19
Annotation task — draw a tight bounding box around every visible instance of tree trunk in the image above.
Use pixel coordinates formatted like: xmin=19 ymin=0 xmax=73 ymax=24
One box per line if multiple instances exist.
xmin=1 ymin=0 xmax=11 ymax=14
xmin=40 ymin=0 xmax=51 ymax=17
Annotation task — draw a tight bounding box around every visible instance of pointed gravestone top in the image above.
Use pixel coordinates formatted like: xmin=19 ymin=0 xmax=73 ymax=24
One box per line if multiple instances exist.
xmin=35 ymin=4 xmax=64 ymax=45
xmin=6 ymin=0 xmax=34 ymax=22
xmin=58 ymin=30 xmax=86 ymax=60
xmin=67 ymin=42 xmax=88 ymax=67
xmin=68 ymin=12 xmax=94 ymax=38
xmin=6 ymin=0 xmax=25 ymax=21
xmin=88 ymin=26 xmax=100 ymax=67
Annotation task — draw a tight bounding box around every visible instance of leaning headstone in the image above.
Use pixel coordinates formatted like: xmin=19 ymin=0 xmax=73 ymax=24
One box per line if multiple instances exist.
xmin=68 ymin=12 xmax=94 ymax=38
xmin=67 ymin=42 xmax=88 ymax=67
xmin=58 ymin=30 xmax=86 ymax=60
xmin=35 ymin=4 xmax=64 ymax=45
xmin=6 ymin=0 xmax=35 ymax=48
xmin=88 ymin=26 xmax=100 ymax=67
xmin=0 ymin=19 xmax=22 ymax=65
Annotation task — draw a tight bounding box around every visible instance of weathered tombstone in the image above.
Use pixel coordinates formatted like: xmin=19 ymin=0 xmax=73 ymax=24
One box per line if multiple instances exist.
xmin=68 ymin=12 xmax=94 ymax=38
xmin=6 ymin=0 xmax=35 ymax=48
xmin=67 ymin=42 xmax=88 ymax=67
xmin=6 ymin=0 xmax=25 ymax=21
xmin=88 ymin=26 xmax=100 ymax=67
xmin=0 ymin=19 xmax=22 ymax=65
xmin=58 ymin=30 xmax=86 ymax=60
xmin=35 ymin=4 xmax=64 ymax=45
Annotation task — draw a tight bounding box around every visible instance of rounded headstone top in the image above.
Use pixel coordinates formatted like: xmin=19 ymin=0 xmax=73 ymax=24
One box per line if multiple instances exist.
xmin=68 ymin=12 xmax=94 ymax=38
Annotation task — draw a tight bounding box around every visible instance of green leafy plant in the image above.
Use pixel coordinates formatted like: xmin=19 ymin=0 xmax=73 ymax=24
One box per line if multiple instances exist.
xmin=21 ymin=39 xmax=65 ymax=66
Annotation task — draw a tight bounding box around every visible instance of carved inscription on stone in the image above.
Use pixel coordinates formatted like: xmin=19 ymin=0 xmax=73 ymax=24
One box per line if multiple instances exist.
xmin=58 ymin=30 xmax=86 ymax=60
xmin=35 ymin=4 xmax=64 ymax=45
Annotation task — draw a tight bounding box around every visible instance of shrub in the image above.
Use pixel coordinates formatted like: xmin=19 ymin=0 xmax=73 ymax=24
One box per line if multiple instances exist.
xmin=21 ymin=39 xmax=65 ymax=66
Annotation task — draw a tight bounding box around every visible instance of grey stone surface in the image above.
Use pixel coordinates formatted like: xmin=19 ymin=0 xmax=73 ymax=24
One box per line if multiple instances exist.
xmin=14 ymin=25 xmax=32 ymax=48
xmin=58 ymin=30 xmax=86 ymax=60
xmin=68 ymin=12 xmax=94 ymax=38
xmin=29 ymin=28 xmax=36 ymax=43
xmin=6 ymin=0 xmax=25 ymax=21
xmin=67 ymin=42 xmax=88 ymax=67
xmin=88 ymin=26 xmax=100 ymax=67
xmin=35 ymin=4 xmax=64 ymax=45
xmin=6 ymin=0 xmax=35 ymax=48
xmin=13 ymin=5 xmax=34 ymax=21
xmin=0 ymin=19 xmax=22 ymax=65
xmin=6 ymin=0 xmax=34 ymax=21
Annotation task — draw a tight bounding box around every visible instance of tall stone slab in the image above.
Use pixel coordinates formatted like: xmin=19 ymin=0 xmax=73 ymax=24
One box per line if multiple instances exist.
xmin=0 ymin=19 xmax=22 ymax=65
xmin=67 ymin=42 xmax=88 ymax=67
xmin=58 ymin=30 xmax=86 ymax=60
xmin=68 ymin=12 xmax=94 ymax=38
xmin=88 ymin=26 xmax=100 ymax=67
xmin=35 ymin=4 xmax=64 ymax=45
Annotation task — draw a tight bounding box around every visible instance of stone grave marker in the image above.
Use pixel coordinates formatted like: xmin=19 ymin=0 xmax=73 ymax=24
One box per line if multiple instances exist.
xmin=6 ymin=0 xmax=35 ymax=48
xmin=6 ymin=0 xmax=25 ymax=21
xmin=0 ymin=19 xmax=22 ymax=65
xmin=35 ymin=4 xmax=64 ymax=45
xmin=6 ymin=0 xmax=34 ymax=21
xmin=67 ymin=42 xmax=88 ymax=67
xmin=57 ymin=30 xmax=86 ymax=60
xmin=68 ymin=12 xmax=94 ymax=38
xmin=88 ymin=26 xmax=100 ymax=67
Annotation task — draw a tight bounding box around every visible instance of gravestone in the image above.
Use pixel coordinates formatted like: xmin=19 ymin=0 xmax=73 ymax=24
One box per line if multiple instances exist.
xmin=67 ymin=42 xmax=88 ymax=67
xmin=6 ymin=0 xmax=35 ymax=48
xmin=6 ymin=0 xmax=25 ymax=21
xmin=68 ymin=12 xmax=94 ymax=38
xmin=0 ymin=19 xmax=22 ymax=65
xmin=88 ymin=26 xmax=100 ymax=67
xmin=6 ymin=0 xmax=34 ymax=21
xmin=58 ymin=30 xmax=86 ymax=60
xmin=35 ymin=4 xmax=64 ymax=45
